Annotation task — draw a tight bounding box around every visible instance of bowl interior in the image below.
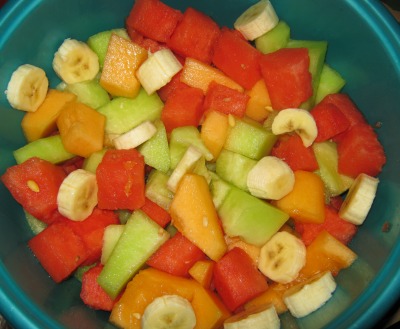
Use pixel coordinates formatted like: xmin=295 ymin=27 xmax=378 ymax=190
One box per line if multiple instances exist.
xmin=0 ymin=0 xmax=400 ymax=328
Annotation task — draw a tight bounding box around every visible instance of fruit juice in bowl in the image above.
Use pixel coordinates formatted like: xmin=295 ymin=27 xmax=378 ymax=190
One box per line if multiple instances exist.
xmin=0 ymin=0 xmax=400 ymax=329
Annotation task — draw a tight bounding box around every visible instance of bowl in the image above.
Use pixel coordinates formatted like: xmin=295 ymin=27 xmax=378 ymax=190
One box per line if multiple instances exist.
xmin=0 ymin=0 xmax=400 ymax=328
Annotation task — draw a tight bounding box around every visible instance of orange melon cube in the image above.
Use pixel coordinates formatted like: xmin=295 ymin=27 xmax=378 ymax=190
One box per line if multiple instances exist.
xmin=100 ymin=33 xmax=148 ymax=98
xmin=180 ymin=57 xmax=244 ymax=94
xmin=57 ymin=101 xmax=105 ymax=158
xmin=274 ymin=170 xmax=326 ymax=224
xmin=169 ymin=173 xmax=228 ymax=261
xmin=21 ymin=89 xmax=76 ymax=142
xmin=110 ymin=268 xmax=230 ymax=329
xmin=299 ymin=230 xmax=357 ymax=279
xmin=244 ymin=282 xmax=289 ymax=314
xmin=200 ymin=110 xmax=229 ymax=159
xmin=188 ymin=259 xmax=215 ymax=289
xmin=245 ymin=79 xmax=272 ymax=122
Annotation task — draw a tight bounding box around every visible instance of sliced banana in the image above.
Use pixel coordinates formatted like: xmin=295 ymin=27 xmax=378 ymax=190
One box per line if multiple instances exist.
xmin=247 ymin=156 xmax=295 ymax=200
xmin=258 ymin=231 xmax=306 ymax=284
xmin=113 ymin=121 xmax=157 ymax=150
xmin=6 ymin=64 xmax=49 ymax=112
xmin=136 ymin=48 xmax=183 ymax=95
xmin=224 ymin=303 xmax=280 ymax=329
xmin=141 ymin=295 xmax=196 ymax=329
xmin=57 ymin=168 xmax=98 ymax=221
xmin=271 ymin=108 xmax=318 ymax=147
xmin=234 ymin=0 xmax=279 ymax=41
xmin=283 ymin=271 xmax=337 ymax=318
xmin=53 ymin=38 xmax=100 ymax=84
xmin=339 ymin=173 xmax=379 ymax=225
xmin=167 ymin=146 xmax=203 ymax=193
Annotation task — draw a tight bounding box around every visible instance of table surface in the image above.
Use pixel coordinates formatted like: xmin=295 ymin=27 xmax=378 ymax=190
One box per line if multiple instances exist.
xmin=0 ymin=1 xmax=399 ymax=329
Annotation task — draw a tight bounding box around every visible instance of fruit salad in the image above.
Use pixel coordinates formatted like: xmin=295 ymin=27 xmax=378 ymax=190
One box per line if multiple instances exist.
xmin=1 ymin=0 xmax=387 ymax=328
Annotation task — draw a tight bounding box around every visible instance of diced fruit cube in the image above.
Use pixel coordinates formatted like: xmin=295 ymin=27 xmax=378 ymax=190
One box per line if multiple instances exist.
xmin=100 ymin=34 xmax=148 ymax=98
xmin=169 ymin=174 xmax=227 ymax=261
xmin=57 ymin=101 xmax=105 ymax=158
xmin=96 ymin=149 xmax=145 ymax=210
xmin=126 ymin=0 xmax=183 ymax=43
xmin=28 ymin=221 xmax=89 ymax=282
xmin=274 ymin=170 xmax=325 ymax=224
xmin=97 ymin=210 xmax=170 ymax=299
xmin=146 ymin=232 xmax=206 ymax=277
xmin=1 ymin=157 xmax=66 ymax=224
xmin=167 ymin=7 xmax=221 ymax=64
xmin=21 ymin=89 xmax=76 ymax=142
xmin=212 ymin=28 xmax=262 ymax=90
xmin=213 ymin=247 xmax=268 ymax=312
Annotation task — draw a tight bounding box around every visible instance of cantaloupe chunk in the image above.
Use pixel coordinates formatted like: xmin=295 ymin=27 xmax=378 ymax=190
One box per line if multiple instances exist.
xmin=200 ymin=110 xmax=229 ymax=159
xmin=100 ymin=33 xmax=148 ymax=98
xmin=169 ymin=173 xmax=227 ymax=261
xmin=274 ymin=170 xmax=326 ymax=224
xmin=188 ymin=259 xmax=215 ymax=289
xmin=21 ymin=89 xmax=76 ymax=142
xmin=245 ymin=79 xmax=272 ymax=122
xmin=299 ymin=230 xmax=357 ymax=278
xmin=110 ymin=268 xmax=230 ymax=329
xmin=57 ymin=101 xmax=105 ymax=157
xmin=244 ymin=282 xmax=288 ymax=314
xmin=180 ymin=57 xmax=243 ymax=94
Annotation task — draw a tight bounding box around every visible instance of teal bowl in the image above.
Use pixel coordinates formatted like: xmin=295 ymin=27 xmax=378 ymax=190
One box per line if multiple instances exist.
xmin=0 ymin=0 xmax=399 ymax=328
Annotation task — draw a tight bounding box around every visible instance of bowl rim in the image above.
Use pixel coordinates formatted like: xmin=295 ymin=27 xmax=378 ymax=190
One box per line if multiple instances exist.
xmin=0 ymin=0 xmax=399 ymax=329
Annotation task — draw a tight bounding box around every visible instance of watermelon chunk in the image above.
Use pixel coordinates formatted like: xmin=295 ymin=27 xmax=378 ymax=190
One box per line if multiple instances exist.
xmin=336 ymin=123 xmax=386 ymax=178
xmin=295 ymin=205 xmax=358 ymax=246
xmin=259 ymin=48 xmax=313 ymax=110
xmin=146 ymin=232 xmax=206 ymax=277
xmin=1 ymin=157 xmax=66 ymax=225
xmin=126 ymin=0 xmax=183 ymax=43
xmin=212 ymin=28 xmax=262 ymax=90
xmin=167 ymin=7 xmax=221 ymax=64
xmin=203 ymin=81 xmax=250 ymax=118
xmin=271 ymin=134 xmax=319 ymax=172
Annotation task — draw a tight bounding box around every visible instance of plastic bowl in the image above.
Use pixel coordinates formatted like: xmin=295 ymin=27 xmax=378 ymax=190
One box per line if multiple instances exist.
xmin=0 ymin=0 xmax=399 ymax=328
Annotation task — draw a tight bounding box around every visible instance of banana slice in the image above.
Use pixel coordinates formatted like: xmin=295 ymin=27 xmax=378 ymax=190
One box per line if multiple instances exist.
xmin=271 ymin=108 xmax=318 ymax=147
xmin=224 ymin=303 xmax=280 ymax=329
xmin=57 ymin=168 xmax=98 ymax=221
xmin=283 ymin=271 xmax=337 ymax=318
xmin=234 ymin=0 xmax=279 ymax=41
xmin=141 ymin=295 xmax=196 ymax=329
xmin=136 ymin=48 xmax=182 ymax=95
xmin=247 ymin=156 xmax=295 ymax=200
xmin=258 ymin=231 xmax=306 ymax=284
xmin=113 ymin=121 xmax=157 ymax=150
xmin=167 ymin=146 xmax=203 ymax=193
xmin=53 ymin=38 xmax=100 ymax=84
xmin=6 ymin=64 xmax=49 ymax=112
xmin=339 ymin=173 xmax=379 ymax=225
